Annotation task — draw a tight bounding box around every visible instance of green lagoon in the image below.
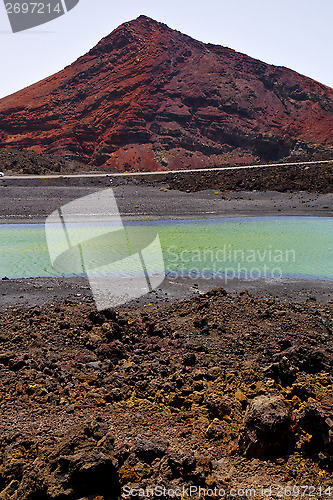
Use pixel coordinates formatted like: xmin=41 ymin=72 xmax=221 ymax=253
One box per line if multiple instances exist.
xmin=0 ymin=217 xmax=332 ymax=281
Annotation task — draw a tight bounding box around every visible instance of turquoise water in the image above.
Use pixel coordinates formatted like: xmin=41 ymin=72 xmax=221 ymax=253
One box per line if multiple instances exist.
xmin=0 ymin=217 xmax=332 ymax=281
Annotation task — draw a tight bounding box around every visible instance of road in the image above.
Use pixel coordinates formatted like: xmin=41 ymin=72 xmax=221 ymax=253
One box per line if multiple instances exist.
xmin=2 ymin=159 xmax=333 ymax=180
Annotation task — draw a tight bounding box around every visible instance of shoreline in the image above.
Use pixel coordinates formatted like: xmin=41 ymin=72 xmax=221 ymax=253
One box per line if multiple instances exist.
xmin=0 ymin=183 xmax=332 ymax=309
xmin=1 ymin=275 xmax=332 ymax=312
xmin=1 ymin=213 xmax=332 ymax=228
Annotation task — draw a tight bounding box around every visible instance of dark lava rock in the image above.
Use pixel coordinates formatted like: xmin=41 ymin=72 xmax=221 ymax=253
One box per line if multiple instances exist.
xmin=263 ymin=357 xmax=297 ymax=385
xmin=0 ymin=351 xmax=14 ymax=366
xmin=193 ymin=316 xmax=207 ymax=328
xmin=167 ymin=451 xmax=212 ymax=482
xmin=238 ymin=395 xmax=294 ymax=458
xmin=276 ymin=346 xmax=331 ymax=374
xmin=182 ymin=352 xmax=196 ymax=366
xmin=297 ymin=401 xmax=333 ymax=456
xmin=15 ymin=424 xmax=121 ymax=499
xmin=134 ymin=437 xmax=168 ymax=463
xmin=88 ymin=311 xmax=106 ymax=326
xmin=205 ymin=393 xmax=232 ymax=419
xmin=8 ymin=357 xmax=26 ymax=371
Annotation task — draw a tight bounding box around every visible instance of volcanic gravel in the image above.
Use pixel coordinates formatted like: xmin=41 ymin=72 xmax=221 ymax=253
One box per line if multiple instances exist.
xmin=0 ymin=289 xmax=333 ymax=499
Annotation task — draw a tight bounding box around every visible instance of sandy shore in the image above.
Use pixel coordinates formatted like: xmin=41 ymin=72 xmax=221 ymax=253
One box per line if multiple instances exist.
xmin=0 ymin=179 xmax=332 ymax=223
xmin=1 ymin=275 xmax=332 ymax=312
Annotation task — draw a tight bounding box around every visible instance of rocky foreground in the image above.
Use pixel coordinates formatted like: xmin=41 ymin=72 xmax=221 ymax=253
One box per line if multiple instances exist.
xmin=0 ymin=288 xmax=333 ymax=499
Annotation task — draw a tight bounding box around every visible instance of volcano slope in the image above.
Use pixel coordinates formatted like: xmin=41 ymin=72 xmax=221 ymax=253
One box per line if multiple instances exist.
xmin=1 ymin=16 xmax=333 ymax=172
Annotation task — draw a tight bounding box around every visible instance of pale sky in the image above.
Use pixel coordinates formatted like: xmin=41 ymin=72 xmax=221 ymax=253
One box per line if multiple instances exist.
xmin=1 ymin=0 xmax=333 ymax=99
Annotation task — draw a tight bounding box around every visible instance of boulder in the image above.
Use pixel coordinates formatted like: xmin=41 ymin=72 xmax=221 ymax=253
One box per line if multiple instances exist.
xmin=134 ymin=437 xmax=168 ymax=463
xmin=238 ymin=395 xmax=294 ymax=458
xmin=297 ymin=401 xmax=333 ymax=455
